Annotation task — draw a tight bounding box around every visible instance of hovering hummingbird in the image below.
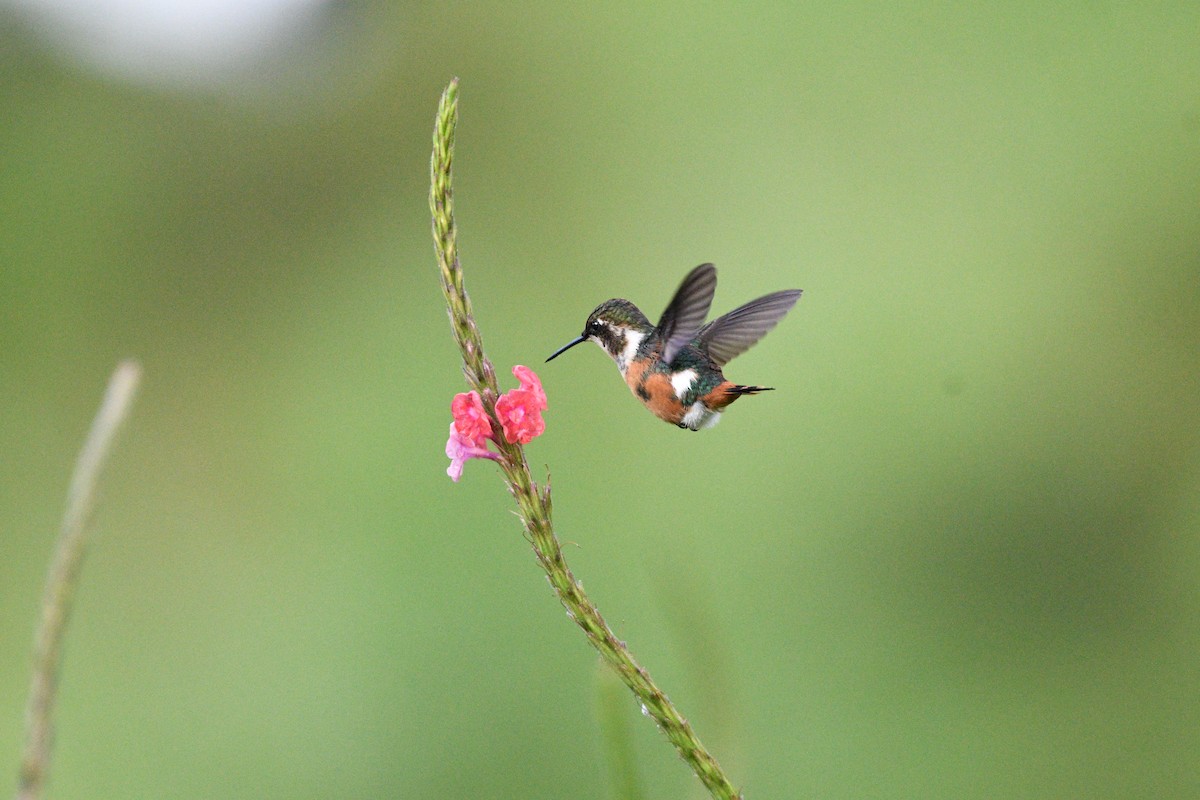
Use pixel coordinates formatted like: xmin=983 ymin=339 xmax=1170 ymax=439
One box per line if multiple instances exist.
xmin=545 ymin=263 xmax=801 ymax=430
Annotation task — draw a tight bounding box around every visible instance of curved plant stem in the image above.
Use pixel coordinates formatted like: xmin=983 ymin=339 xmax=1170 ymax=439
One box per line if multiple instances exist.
xmin=430 ymin=79 xmax=744 ymax=800
xmin=596 ymin=661 xmax=647 ymax=800
xmin=16 ymin=361 xmax=141 ymax=800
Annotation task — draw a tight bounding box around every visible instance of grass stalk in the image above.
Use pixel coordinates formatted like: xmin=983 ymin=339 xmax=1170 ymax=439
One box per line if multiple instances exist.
xmin=16 ymin=361 xmax=141 ymax=800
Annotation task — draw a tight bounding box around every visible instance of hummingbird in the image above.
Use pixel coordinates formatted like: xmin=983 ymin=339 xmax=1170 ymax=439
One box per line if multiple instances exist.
xmin=545 ymin=263 xmax=801 ymax=431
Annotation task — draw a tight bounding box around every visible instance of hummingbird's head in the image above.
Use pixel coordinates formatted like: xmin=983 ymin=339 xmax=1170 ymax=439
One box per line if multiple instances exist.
xmin=546 ymin=298 xmax=652 ymax=374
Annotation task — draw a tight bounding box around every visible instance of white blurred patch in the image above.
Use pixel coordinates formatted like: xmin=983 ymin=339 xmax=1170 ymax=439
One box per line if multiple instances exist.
xmin=670 ymin=369 xmax=696 ymax=399
xmin=6 ymin=0 xmax=329 ymax=87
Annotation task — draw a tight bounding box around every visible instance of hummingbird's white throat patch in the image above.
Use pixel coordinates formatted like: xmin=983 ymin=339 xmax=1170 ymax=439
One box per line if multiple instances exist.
xmin=612 ymin=327 xmax=645 ymax=374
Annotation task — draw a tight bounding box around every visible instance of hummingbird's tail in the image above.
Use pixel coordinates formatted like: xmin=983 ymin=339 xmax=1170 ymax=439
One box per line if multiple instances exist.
xmin=728 ymin=384 xmax=774 ymax=395
xmin=702 ymin=381 xmax=775 ymax=412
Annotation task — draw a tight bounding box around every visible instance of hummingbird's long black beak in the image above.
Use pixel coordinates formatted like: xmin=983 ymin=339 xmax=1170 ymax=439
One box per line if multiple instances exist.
xmin=546 ymin=335 xmax=587 ymax=362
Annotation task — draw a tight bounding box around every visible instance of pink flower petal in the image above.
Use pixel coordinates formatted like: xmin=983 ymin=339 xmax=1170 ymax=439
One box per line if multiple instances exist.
xmin=445 ymin=422 xmax=500 ymax=482
xmin=512 ymin=365 xmax=547 ymax=410
xmin=496 ymin=388 xmax=546 ymax=444
xmin=451 ymin=391 xmax=492 ymax=445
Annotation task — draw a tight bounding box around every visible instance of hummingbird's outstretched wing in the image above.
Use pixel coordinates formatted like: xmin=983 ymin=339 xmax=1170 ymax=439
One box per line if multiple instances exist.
xmin=658 ymin=263 xmax=718 ymax=365
xmin=697 ymin=289 xmax=802 ymax=367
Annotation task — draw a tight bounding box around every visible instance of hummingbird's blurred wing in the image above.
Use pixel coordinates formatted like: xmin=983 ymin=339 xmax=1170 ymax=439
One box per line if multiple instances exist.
xmin=697 ymin=289 xmax=802 ymax=367
xmin=658 ymin=263 xmax=718 ymax=365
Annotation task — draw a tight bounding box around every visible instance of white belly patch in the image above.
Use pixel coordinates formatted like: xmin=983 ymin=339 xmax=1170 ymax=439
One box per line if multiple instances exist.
xmin=680 ymin=402 xmax=722 ymax=431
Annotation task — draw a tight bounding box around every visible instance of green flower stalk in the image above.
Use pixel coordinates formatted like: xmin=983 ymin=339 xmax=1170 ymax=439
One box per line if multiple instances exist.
xmin=430 ymin=78 xmax=744 ymax=800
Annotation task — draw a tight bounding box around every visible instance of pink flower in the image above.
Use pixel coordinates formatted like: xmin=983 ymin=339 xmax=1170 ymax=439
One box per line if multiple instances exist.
xmin=495 ymin=365 xmax=547 ymax=445
xmin=445 ymin=365 xmax=547 ymax=481
xmin=445 ymin=423 xmax=501 ymax=482
xmin=451 ymin=391 xmax=492 ymax=444
xmin=511 ymin=364 xmax=547 ymax=410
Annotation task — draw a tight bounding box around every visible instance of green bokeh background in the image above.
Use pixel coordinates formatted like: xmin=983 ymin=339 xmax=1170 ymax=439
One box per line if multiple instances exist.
xmin=3 ymin=4 xmax=1199 ymax=798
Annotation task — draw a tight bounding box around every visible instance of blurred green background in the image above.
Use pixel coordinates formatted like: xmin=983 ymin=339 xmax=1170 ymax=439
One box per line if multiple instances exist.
xmin=3 ymin=3 xmax=1199 ymax=798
